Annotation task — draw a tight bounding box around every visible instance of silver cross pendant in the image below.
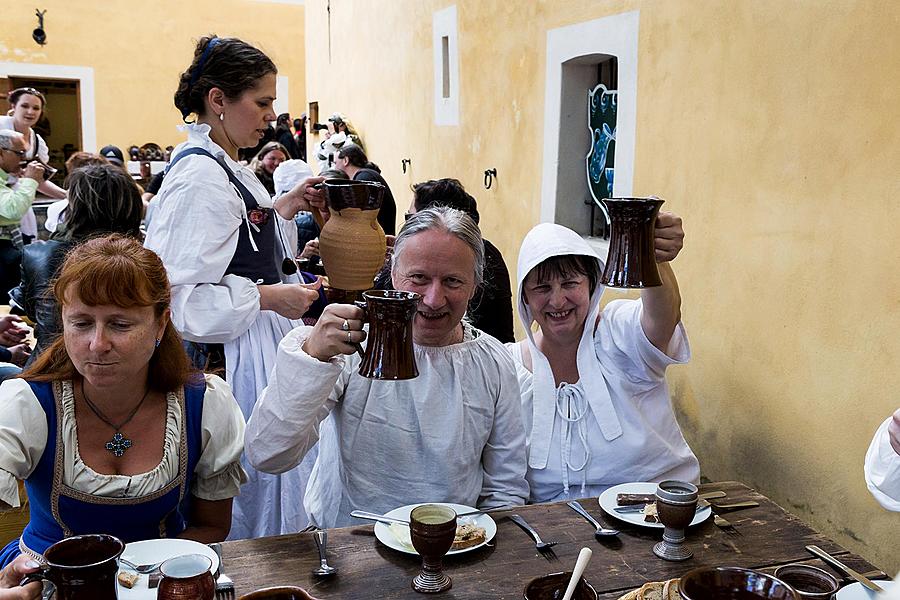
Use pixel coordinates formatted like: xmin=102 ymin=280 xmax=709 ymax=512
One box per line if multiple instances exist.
xmin=105 ymin=432 xmax=133 ymax=457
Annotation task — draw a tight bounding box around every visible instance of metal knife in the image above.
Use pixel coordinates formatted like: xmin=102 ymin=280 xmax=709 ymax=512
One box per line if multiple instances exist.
xmin=806 ymin=544 xmax=884 ymax=593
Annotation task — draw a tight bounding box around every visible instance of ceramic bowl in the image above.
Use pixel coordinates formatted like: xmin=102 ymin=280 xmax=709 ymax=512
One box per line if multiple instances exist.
xmin=679 ymin=566 xmax=799 ymax=600
xmin=238 ymin=586 xmax=319 ymax=600
xmin=524 ymin=572 xmax=598 ymax=600
xmin=774 ymin=564 xmax=839 ymax=599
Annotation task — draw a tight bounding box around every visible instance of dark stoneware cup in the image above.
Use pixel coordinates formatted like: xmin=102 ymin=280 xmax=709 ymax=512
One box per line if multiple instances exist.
xmin=355 ymin=290 xmax=421 ymax=380
xmin=21 ymin=534 xmax=124 ymax=600
xmin=600 ymin=196 xmax=665 ymax=288
xmin=680 ymin=566 xmax=800 ymax=600
xmin=410 ymin=504 xmax=457 ymax=593
xmin=774 ymin=564 xmax=839 ymax=600
xmin=653 ymin=480 xmax=698 ymax=561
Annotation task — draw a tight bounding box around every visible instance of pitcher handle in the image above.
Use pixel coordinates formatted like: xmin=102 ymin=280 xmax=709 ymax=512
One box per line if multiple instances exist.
xmin=352 ymin=300 xmax=368 ymax=360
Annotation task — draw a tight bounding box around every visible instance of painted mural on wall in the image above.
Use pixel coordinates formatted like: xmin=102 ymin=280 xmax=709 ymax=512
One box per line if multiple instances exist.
xmin=586 ymin=83 xmax=617 ymax=206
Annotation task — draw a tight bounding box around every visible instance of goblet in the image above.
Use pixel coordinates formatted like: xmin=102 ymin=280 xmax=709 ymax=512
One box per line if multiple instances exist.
xmin=652 ymin=480 xmax=698 ymax=561
xmin=409 ymin=504 xmax=457 ymax=593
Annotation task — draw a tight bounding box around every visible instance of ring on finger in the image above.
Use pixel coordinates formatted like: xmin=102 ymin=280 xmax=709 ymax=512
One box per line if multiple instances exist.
xmin=341 ymin=319 xmax=350 ymax=331
xmin=347 ymin=330 xmax=353 ymax=343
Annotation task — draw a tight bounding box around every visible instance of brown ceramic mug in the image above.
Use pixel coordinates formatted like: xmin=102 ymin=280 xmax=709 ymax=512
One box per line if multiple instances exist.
xmin=238 ymin=586 xmax=320 ymax=600
xmin=523 ymin=572 xmax=598 ymax=600
xmin=409 ymin=504 xmax=457 ymax=593
xmin=157 ymin=554 xmax=215 ymax=600
xmin=773 ymin=565 xmax=839 ymax=600
xmin=353 ymin=290 xmax=421 ymax=380
xmin=600 ymin=196 xmax=665 ymax=288
xmin=20 ymin=534 xmax=124 ymax=600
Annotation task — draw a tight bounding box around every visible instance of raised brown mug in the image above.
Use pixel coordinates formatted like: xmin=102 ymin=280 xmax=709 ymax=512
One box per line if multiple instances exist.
xmin=157 ymin=554 xmax=215 ymax=600
xmin=354 ymin=290 xmax=421 ymax=380
xmin=600 ymin=196 xmax=664 ymax=288
xmin=20 ymin=534 xmax=124 ymax=600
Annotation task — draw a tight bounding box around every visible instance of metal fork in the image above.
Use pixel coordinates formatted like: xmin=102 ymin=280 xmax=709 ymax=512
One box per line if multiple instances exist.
xmin=509 ymin=514 xmax=558 ymax=560
xmin=713 ymin=513 xmax=741 ymax=536
xmin=210 ymin=542 xmax=235 ymax=599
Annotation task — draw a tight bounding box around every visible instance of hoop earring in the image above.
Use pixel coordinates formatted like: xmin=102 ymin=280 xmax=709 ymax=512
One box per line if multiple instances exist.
xmin=219 ymin=112 xmax=224 ymax=122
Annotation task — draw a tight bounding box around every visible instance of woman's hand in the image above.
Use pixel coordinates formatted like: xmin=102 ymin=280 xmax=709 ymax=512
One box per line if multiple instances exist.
xmin=258 ymin=278 xmax=323 ymax=320
xmin=299 ymin=238 xmax=319 ymax=260
xmin=0 ymin=555 xmax=42 ymax=600
xmin=274 ymin=176 xmax=326 ymax=220
xmin=654 ymin=211 xmax=684 ymax=262
xmin=0 ymin=316 xmax=28 ymax=347
xmin=7 ymin=343 xmax=31 ymax=367
xmin=889 ymin=408 xmax=900 ymax=457
xmin=302 ymin=303 xmax=366 ymax=362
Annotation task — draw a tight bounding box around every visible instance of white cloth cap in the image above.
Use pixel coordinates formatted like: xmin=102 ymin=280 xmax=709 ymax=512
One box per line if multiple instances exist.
xmin=44 ymin=199 xmax=69 ymax=233
xmin=273 ymin=159 xmax=314 ymax=198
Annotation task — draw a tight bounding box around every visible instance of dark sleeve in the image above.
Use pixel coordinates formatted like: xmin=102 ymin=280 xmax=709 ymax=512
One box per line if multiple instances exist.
xmin=467 ymin=240 xmax=515 ymax=343
xmin=354 ymin=170 xmax=396 ymax=235
xmin=146 ymin=172 xmax=165 ymax=195
xmin=0 ymin=347 xmax=10 ymax=362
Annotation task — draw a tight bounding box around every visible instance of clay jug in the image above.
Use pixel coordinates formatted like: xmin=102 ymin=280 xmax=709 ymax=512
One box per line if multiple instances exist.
xmin=599 ymin=196 xmax=664 ymax=288
xmin=318 ymin=179 xmax=387 ymax=291
xmin=354 ymin=290 xmax=420 ymax=380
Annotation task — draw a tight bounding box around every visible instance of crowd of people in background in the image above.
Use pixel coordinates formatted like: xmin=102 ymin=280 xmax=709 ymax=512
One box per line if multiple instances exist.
xmin=0 ymin=34 xmax=895 ymax=585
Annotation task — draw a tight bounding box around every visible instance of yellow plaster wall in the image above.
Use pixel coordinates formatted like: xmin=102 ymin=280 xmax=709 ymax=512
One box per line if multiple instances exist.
xmin=305 ymin=0 xmax=900 ymax=572
xmin=1 ymin=0 xmax=306 ymax=153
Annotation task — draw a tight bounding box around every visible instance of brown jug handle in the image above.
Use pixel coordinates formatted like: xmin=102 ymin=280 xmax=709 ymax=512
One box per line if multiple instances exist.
xmin=352 ymin=300 xmax=368 ymax=360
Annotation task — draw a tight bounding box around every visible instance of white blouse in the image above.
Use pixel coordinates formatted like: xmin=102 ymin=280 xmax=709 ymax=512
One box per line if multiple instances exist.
xmin=0 ymin=375 xmax=246 ymax=508
xmin=144 ymin=123 xmax=300 ymax=344
xmin=865 ymin=415 xmax=900 ymax=511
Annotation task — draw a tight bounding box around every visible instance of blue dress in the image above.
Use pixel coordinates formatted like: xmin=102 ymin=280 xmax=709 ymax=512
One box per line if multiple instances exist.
xmin=0 ymin=379 xmax=204 ymax=567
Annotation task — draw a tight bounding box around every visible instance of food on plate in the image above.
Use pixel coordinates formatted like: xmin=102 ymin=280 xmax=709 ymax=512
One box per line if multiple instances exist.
xmin=117 ymin=570 xmax=140 ymax=589
xmin=643 ymin=502 xmax=659 ymax=523
xmin=452 ymin=522 xmax=487 ymax=550
xmin=616 ymin=493 xmax=656 ymax=506
xmin=617 ymin=578 xmax=679 ymax=600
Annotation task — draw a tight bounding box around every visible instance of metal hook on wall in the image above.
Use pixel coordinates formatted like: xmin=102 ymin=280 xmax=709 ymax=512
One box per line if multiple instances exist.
xmin=483 ymin=168 xmax=497 ymax=190
xmin=33 ymin=9 xmax=47 ymax=45
xmin=401 ymin=158 xmax=411 ymax=174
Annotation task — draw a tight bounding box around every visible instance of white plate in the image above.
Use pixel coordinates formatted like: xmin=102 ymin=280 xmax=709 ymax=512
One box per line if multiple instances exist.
xmin=117 ymin=538 xmax=219 ymax=600
xmin=598 ymin=482 xmax=711 ymax=529
xmin=372 ymin=503 xmax=496 ymax=556
xmin=836 ymin=580 xmax=895 ymax=599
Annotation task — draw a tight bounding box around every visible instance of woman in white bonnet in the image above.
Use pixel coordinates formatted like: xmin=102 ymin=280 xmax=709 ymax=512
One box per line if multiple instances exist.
xmin=508 ymin=213 xmax=699 ymax=502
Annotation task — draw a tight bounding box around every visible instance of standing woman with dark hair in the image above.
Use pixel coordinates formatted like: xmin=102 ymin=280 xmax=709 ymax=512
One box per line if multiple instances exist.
xmin=334 ymin=144 xmax=397 ymax=235
xmin=144 ymin=35 xmax=327 ymax=539
xmin=0 ymin=88 xmax=66 ymax=201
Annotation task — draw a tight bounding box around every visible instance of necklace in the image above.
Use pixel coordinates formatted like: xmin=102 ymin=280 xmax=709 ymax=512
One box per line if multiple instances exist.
xmin=80 ymin=381 xmax=152 ymax=457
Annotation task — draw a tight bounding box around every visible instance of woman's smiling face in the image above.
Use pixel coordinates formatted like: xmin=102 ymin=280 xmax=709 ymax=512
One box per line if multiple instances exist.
xmin=523 ymin=266 xmax=592 ymax=342
xmin=11 ymin=93 xmax=43 ymax=129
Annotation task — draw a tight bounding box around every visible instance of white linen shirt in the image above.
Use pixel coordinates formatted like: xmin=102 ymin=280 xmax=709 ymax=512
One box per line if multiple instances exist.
xmin=245 ymin=324 xmax=530 ymax=528
xmin=0 ymin=375 xmax=247 ymax=508
xmin=144 ymin=123 xmax=299 ymax=344
xmin=864 ymin=416 xmax=900 ymax=511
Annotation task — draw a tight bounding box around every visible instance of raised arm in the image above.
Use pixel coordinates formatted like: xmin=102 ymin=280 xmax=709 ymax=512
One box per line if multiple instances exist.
xmin=865 ymin=409 xmax=900 ymax=511
xmin=245 ymin=308 xmax=361 ymax=473
xmin=640 ymin=211 xmax=684 ymax=353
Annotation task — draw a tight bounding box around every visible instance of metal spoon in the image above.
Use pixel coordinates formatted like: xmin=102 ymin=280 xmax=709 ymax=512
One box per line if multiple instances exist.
xmin=312 ymin=529 xmax=337 ymax=577
xmin=567 ymin=500 xmax=619 ymax=538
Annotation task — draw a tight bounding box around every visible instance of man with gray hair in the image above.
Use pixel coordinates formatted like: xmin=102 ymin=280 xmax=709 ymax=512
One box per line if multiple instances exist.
xmin=0 ymin=129 xmax=44 ymax=299
xmin=246 ymin=206 xmax=529 ymax=528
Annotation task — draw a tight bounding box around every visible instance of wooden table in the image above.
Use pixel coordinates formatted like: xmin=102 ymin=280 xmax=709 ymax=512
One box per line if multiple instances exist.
xmin=221 ymin=482 xmax=884 ymax=599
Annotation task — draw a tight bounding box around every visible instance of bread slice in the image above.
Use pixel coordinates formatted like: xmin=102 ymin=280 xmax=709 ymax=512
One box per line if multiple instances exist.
xmin=117 ymin=571 xmax=140 ymax=589
xmin=452 ymin=523 xmax=486 ymax=550
xmin=617 ymin=493 xmax=656 ymax=506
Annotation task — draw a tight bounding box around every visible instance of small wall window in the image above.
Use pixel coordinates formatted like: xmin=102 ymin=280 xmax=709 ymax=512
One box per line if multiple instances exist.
xmin=433 ymin=5 xmax=459 ymax=126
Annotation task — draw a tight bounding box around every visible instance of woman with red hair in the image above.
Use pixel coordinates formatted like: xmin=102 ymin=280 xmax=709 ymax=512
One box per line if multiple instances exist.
xmin=0 ymin=236 xmax=246 ymax=567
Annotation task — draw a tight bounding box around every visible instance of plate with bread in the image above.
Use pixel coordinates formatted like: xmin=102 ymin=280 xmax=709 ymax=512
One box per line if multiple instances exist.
xmin=599 ymin=482 xmax=711 ymax=529
xmin=374 ymin=502 xmax=496 ymax=555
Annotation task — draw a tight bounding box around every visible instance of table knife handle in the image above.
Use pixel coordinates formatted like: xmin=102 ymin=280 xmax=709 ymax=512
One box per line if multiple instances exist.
xmin=805 ymin=545 xmax=884 ymax=593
